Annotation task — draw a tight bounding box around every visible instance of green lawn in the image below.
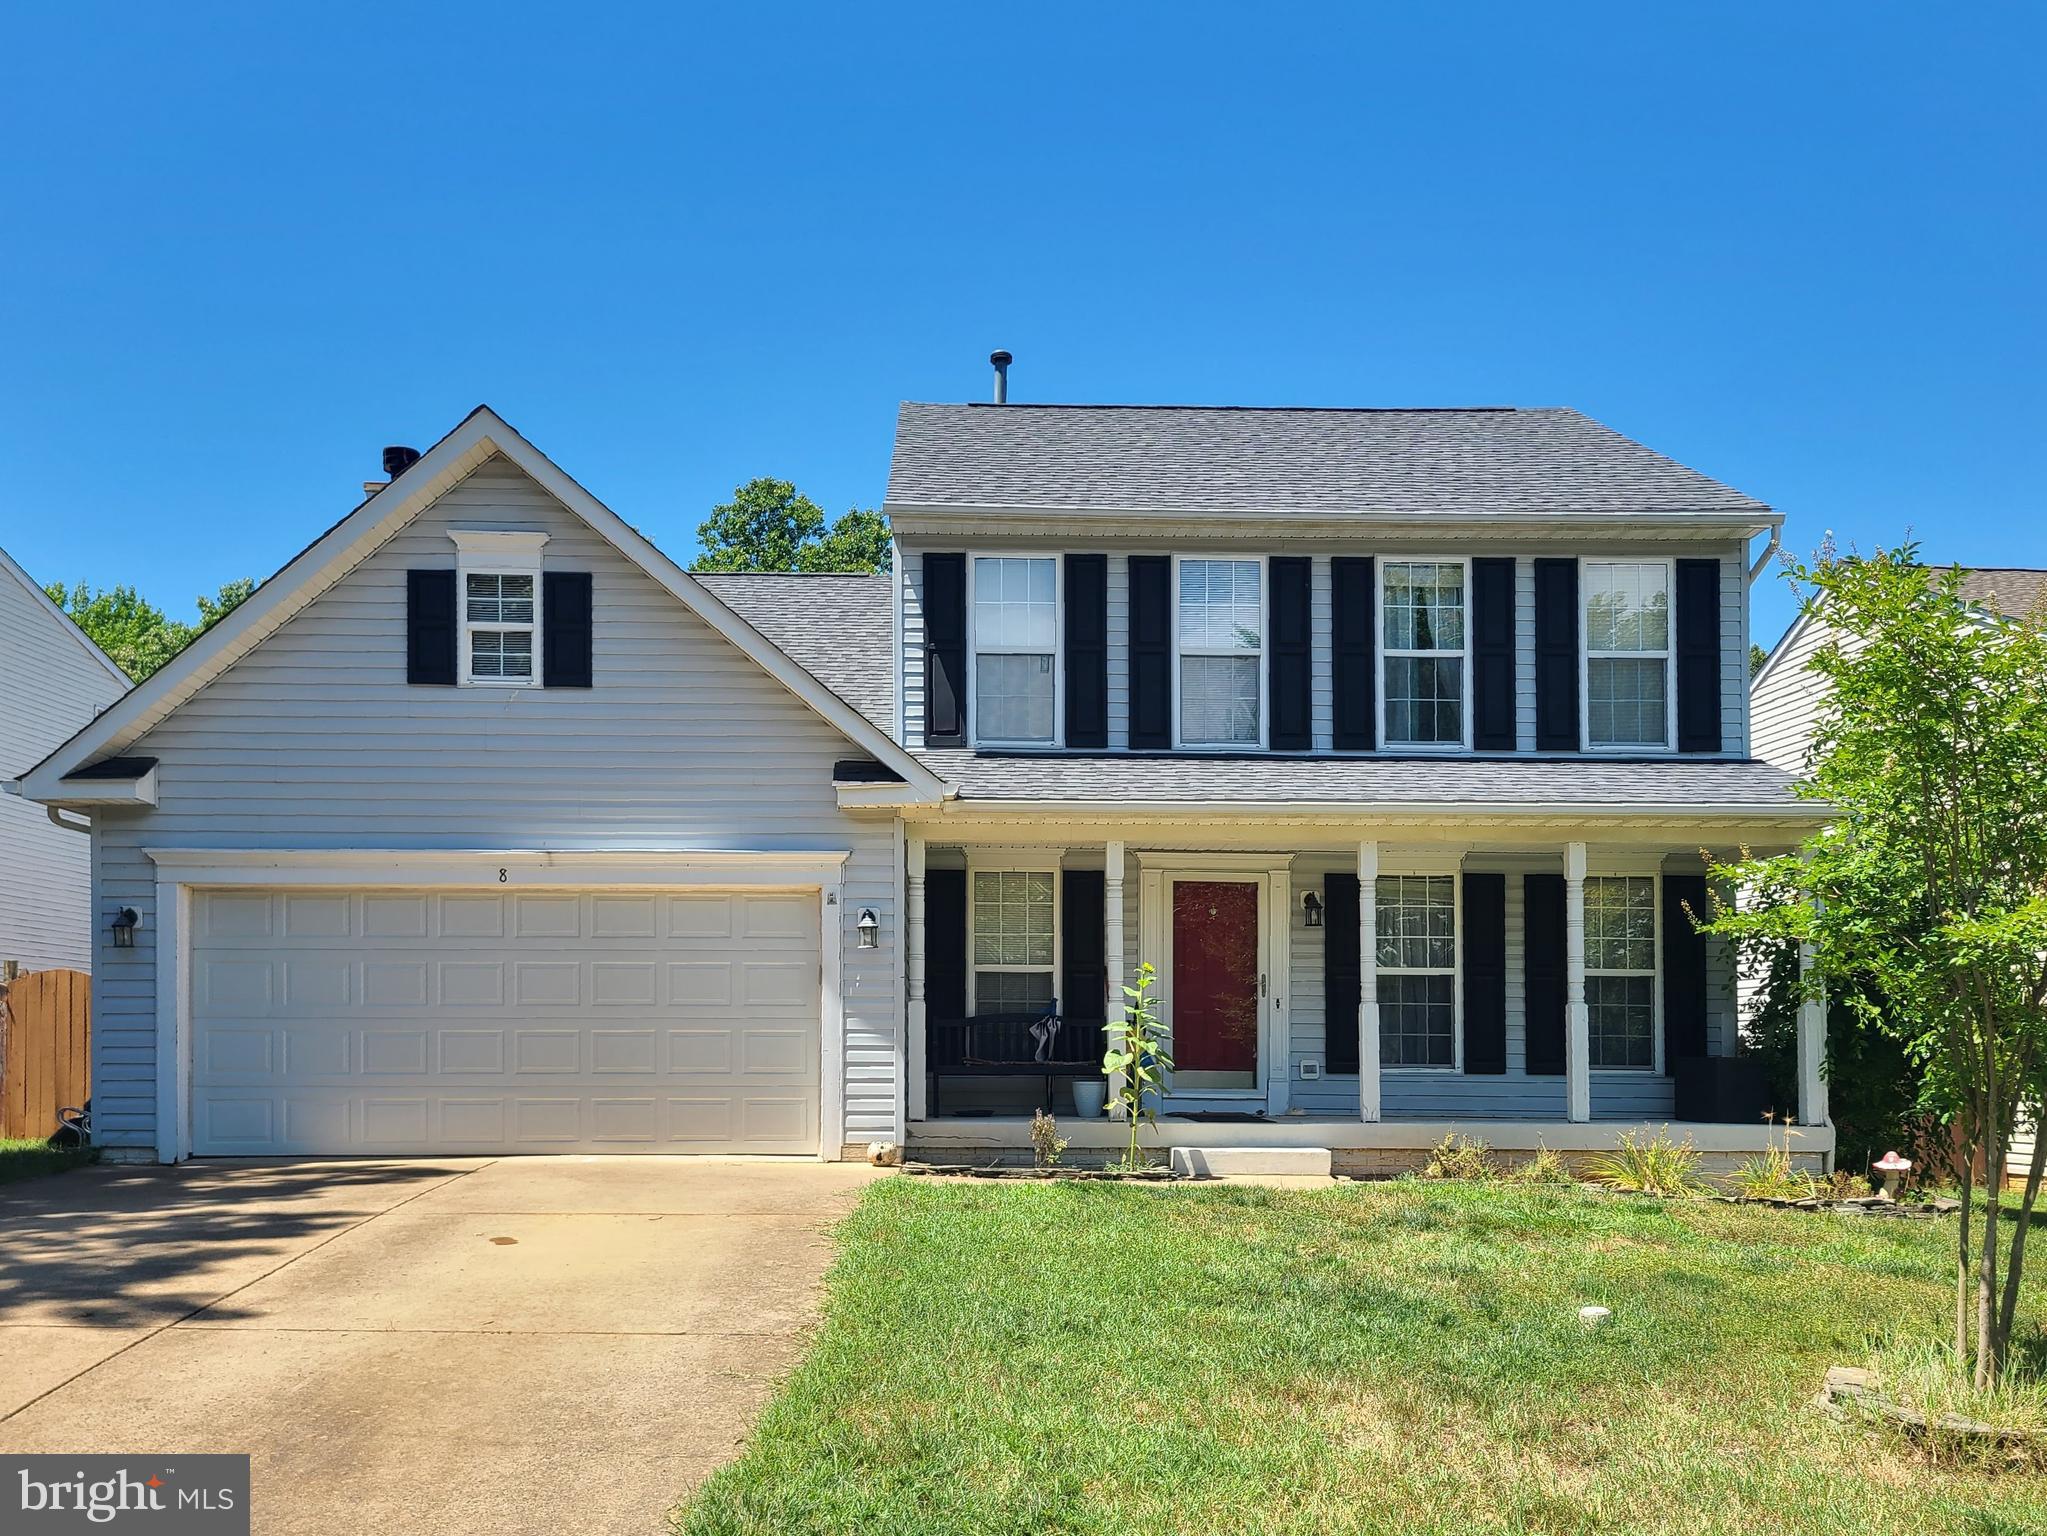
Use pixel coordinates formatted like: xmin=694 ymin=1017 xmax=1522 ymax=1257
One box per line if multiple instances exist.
xmin=676 ymin=1177 xmax=2047 ymax=1536
xmin=0 ymin=1137 xmax=97 ymax=1186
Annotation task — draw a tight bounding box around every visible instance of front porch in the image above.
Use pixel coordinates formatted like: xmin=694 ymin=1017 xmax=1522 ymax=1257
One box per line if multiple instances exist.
xmin=900 ymin=815 xmax=1831 ymax=1169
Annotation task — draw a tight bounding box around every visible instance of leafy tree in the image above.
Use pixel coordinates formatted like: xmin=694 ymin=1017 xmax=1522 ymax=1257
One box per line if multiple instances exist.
xmin=1701 ymin=544 xmax=2047 ymax=1386
xmin=1750 ymin=641 xmax=1769 ymax=678
xmin=45 ymin=578 xmax=255 ymax=681
xmin=689 ymin=478 xmax=892 ymax=574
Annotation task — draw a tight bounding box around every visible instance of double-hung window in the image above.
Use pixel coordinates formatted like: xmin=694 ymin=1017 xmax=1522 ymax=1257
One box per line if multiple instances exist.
xmin=1583 ymin=562 xmax=1672 ymax=749
xmin=1177 ymin=558 xmax=1263 ymax=745
xmin=451 ymin=530 xmax=548 ymax=686
xmin=1382 ymin=561 xmax=1466 ymax=747
xmin=1585 ymin=875 xmax=1658 ymax=1069
xmin=972 ymin=556 xmax=1058 ymax=745
xmin=970 ymin=869 xmax=1057 ymax=1014
xmin=1375 ymin=874 xmax=1457 ymax=1068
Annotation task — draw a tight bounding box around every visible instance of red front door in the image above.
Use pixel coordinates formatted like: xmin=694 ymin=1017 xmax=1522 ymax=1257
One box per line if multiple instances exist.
xmin=1171 ymin=880 xmax=1260 ymax=1079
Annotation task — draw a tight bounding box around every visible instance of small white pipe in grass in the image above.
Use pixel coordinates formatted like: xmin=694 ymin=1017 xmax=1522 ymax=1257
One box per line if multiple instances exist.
xmin=1579 ymin=1306 xmax=1612 ymax=1331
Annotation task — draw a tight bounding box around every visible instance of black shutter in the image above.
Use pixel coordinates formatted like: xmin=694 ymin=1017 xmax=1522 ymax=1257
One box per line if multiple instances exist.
xmin=1524 ymin=872 xmax=1566 ymax=1075
xmin=1269 ymin=556 xmax=1312 ymax=751
xmin=1129 ymin=555 xmax=1171 ymax=749
xmin=1675 ymin=558 xmax=1723 ymax=753
xmin=406 ymin=569 xmax=457 ymax=686
xmin=1533 ymin=559 xmax=1580 ymax=752
xmin=1462 ymin=873 xmax=1507 ymax=1074
xmin=542 ymin=571 xmax=593 ymax=688
xmin=927 ymin=868 xmax=967 ymax=1022
xmin=1663 ymin=874 xmax=1710 ymax=1067
xmin=1061 ymin=869 xmax=1106 ymax=1022
xmin=923 ymin=554 xmax=967 ymax=747
xmin=1322 ymin=873 xmax=1361 ymax=1074
xmin=1064 ymin=554 xmax=1108 ymax=749
xmin=1472 ymin=558 xmax=1516 ymax=751
xmin=1332 ymin=556 xmax=1375 ymax=751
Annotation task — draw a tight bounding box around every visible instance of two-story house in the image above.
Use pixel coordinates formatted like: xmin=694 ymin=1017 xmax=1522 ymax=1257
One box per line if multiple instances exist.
xmin=16 ymin=392 xmax=1831 ymax=1172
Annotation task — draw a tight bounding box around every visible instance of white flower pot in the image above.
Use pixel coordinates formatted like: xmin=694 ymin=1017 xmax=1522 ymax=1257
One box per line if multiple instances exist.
xmin=1070 ymin=1079 xmax=1109 ymax=1118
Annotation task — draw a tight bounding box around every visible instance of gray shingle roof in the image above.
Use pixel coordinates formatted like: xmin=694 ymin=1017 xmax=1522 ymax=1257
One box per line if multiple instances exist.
xmin=1957 ymin=567 xmax=2047 ymax=619
xmin=886 ymin=404 xmax=1771 ymax=520
xmin=693 ymin=572 xmax=894 ymax=732
xmin=911 ymin=749 xmax=1814 ymax=813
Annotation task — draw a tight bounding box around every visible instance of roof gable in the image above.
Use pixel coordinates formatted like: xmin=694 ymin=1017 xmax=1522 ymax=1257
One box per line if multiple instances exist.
xmin=18 ymin=407 xmax=942 ymax=803
xmin=886 ymin=403 xmax=1773 ymax=524
xmin=0 ymin=544 xmax=131 ymax=686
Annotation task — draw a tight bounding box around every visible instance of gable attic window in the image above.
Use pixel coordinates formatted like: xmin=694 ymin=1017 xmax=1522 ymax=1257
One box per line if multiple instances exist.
xmin=450 ymin=530 xmax=549 ymax=687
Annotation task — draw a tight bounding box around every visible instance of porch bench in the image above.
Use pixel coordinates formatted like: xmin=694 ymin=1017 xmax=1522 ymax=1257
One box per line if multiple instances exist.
xmin=927 ymin=1012 xmax=1107 ymax=1118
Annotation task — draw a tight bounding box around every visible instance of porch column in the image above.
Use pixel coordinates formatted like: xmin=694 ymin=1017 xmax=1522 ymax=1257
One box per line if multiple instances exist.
xmin=1565 ymin=841 xmax=1590 ymax=1123
xmin=906 ymin=836 xmax=928 ymax=1124
xmin=1358 ymin=840 xmax=1381 ymax=1123
xmin=1105 ymin=841 xmax=1127 ymax=1119
xmin=1796 ymin=936 xmax=1829 ymax=1127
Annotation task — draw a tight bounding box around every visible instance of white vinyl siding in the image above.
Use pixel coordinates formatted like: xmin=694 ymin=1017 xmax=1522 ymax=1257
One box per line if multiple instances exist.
xmin=0 ymin=563 xmax=126 ymax=973
xmin=87 ymin=455 xmax=901 ymax=1156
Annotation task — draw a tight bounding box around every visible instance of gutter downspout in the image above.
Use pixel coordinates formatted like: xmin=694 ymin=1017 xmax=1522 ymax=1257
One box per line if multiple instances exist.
xmin=47 ymin=805 xmax=90 ymax=834
xmin=1748 ymin=526 xmax=1782 ymax=586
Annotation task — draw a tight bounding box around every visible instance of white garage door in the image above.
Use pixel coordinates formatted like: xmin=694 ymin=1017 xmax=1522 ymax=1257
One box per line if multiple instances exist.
xmin=188 ymin=887 xmax=821 ymax=1155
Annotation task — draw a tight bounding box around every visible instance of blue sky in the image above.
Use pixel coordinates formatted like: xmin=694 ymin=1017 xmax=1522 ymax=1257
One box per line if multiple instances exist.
xmin=2 ymin=5 xmax=2039 ymax=652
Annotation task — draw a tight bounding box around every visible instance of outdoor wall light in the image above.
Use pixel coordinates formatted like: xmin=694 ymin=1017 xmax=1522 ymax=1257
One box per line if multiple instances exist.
xmin=110 ymin=907 xmax=139 ymax=949
xmin=856 ymin=908 xmax=880 ymax=949
xmin=1302 ymin=891 xmax=1323 ymax=929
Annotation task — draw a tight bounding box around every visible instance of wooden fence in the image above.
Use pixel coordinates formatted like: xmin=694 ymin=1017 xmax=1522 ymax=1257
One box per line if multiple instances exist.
xmin=0 ymin=968 xmax=90 ymax=1141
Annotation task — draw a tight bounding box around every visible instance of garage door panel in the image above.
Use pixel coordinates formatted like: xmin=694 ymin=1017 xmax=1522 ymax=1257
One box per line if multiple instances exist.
xmin=191 ymin=888 xmax=821 ymax=1155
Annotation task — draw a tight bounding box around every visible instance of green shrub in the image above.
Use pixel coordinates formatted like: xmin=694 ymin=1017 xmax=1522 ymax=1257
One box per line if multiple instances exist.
xmin=1584 ymin=1129 xmax=1700 ymax=1196
xmin=1727 ymin=1115 xmax=1817 ymax=1200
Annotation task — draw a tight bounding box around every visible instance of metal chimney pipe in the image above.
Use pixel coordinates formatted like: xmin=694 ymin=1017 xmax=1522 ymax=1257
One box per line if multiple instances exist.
xmin=990 ymin=349 xmax=1012 ymax=404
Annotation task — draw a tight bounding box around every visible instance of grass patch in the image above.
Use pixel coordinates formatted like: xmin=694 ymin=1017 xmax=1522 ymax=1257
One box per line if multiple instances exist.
xmin=676 ymin=1178 xmax=2047 ymax=1536
xmin=0 ymin=1137 xmax=97 ymax=1186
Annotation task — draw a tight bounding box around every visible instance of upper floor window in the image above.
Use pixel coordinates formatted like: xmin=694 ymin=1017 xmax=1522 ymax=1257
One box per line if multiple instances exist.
xmin=1585 ymin=875 xmax=1658 ymax=1068
xmin=1583 ymin=562 xmax=1672 ymax=749
xmin=1382 ymin=560 xmax=1466 ymax=748
xmin=1177 ymin=558 xmax=1263 ymax=746
xmin=972 ymin=556 xmax=1058 ymax=745
xmin=1375 ymin=874 xmax=1457 ymax=1068
xmin=451 ymin=529 xmax=549 ymax=687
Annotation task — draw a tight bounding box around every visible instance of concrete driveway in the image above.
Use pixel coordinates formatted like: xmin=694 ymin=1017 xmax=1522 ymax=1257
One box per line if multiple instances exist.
xmin=0 ymin=1156 xmax=881 ymax=1534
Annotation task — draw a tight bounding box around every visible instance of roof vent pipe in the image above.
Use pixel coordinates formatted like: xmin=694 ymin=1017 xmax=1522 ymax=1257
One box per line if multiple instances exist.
xmin=990 ymin=350 xmax=1012 ymax=405
xmin=382 ymin=445 xmax=422 ymax=477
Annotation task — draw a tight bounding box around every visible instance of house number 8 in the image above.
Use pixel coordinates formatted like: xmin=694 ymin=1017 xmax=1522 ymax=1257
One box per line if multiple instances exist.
xmin=498 ymin=868 xmax=509 ymax=883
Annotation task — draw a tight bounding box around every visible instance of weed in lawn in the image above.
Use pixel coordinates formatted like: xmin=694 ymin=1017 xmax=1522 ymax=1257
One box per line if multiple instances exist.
xmin=1510 ymin=1142 xmax=1575 ymax=1186
xmin=1859 ymin=1330 xmax=2047 ymax=1469
xmin=1422 ymin=1133 xmax=1499 ymax=1181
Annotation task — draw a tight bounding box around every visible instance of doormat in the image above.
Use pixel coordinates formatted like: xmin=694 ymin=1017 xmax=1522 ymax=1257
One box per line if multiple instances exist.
xmin=1170 ymin=1111 xmax=1271 ymax=1124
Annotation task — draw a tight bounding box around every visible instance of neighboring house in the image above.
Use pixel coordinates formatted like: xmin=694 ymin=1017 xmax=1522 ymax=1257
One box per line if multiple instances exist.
xmin=0 ymin=546 xmax=129 ymax=971
xmin=1751 ymin=566 xmax=2047 ymax=1182
xmin=17 ymin=397 xmax=1832 ymax=1171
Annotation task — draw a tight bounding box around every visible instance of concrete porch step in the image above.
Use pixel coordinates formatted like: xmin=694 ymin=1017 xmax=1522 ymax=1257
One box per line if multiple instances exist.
xmin=1169 ymin=1145 xmax=1333 ymax=1179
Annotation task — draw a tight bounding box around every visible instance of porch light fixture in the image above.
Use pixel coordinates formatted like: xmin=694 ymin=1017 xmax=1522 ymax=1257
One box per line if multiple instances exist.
xmin=110 ymin=907 xmax=139 ymax=949
xmin=856 ymin=908 xmax=880 ymax=949
xmin=1302 ymin=891 xmax=1323 ymax=929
